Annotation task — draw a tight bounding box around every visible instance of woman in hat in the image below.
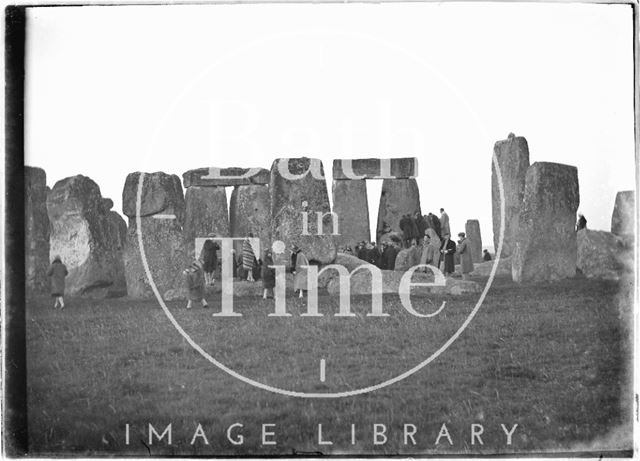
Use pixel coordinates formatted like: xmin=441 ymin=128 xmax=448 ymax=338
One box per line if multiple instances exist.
xmin=456 ymin=232 xmax=474 ymax=280
xmin=242 ymin=233 xmax=256 ymax=282
xmin=47 ymin=255 xmax=68 ymax=309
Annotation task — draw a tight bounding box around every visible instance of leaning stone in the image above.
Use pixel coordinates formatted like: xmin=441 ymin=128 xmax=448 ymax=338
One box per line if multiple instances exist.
xmin=492 ymin=133 xmax=530 ymax=257
xmin=394 ymin=246 xmax=422 ymax=272
xmin=332 ymin=158 xmax=418 ymax=180
xmin=183 ymin=186 xmax=230 ymax=244
xmin=611 ymin=190 xmax=635 ymax=236
xmin=183 ymin=167 xmax=270 ymax=188
xmin=269 ymin=158 xmax=337 ymax=266
xmin=512 ymin=162 xmax=580 ymax=283
xmin=376 ymin=178 xmax=421 ymax=241
xmin=25 ymin=166 xmax=50 ymax=294
xmin=332 ymin=179 xmax=370 ymax=251
xmin=230 ymin=184 xmax=271 ymax=257
xmin=48 ymin=175 xmax=127 ymax=297
xmin=122 ymin=172 xmax=185 ymax=224
xmin=577 ymin=229 xmax=634 ymax=280
xmin=465 ymin=219 xmax=483 ymax=263
xmin=317 ymin=253 xmax=373 ymax=288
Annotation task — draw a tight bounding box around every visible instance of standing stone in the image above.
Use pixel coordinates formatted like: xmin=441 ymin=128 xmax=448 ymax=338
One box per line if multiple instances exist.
xmin=492 ymin=133 xmax=530 ymax=257
xmin=577 ymin=229 xmax=633 ymax=280
xmin=230 ymin=184 xmax=271 ymax=257
xmin=183 ymin=186 xmax=230 ymax=244
xmin=122 ymin=172 xmax=185 ymax=225
xmin=376 ymin=178 xmax=421 ymax=241
xmin=332 ymin=179 xmax=370 ymax=251
xmin=465 ymin=219 xmax=483 ymax=263
xmin=270 ymin=158 xmax=337 ymax=266
xmin=122 ymin=172 xmax=188 ymax=298
xmin=25 ymin=166 xmax=50 ymax=294
xmin=611 ymin=190 xmax=635 ymax=236
xmin=512 ymin=162 xmax=580 ymax=283
xmin=47 ymin=175 xmax=126 ymax=297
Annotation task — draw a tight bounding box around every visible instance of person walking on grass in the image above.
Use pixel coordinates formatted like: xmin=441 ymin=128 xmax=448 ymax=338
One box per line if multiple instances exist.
xmin=457 ymin=232 xmax=474 ymax=280
xmin=183 ymin=259 xmax=209 ymax=309
xmin=242 ymin=233 xmax=256 ymax=282
xmin=47 ymin=255 xmax=68 ymax=309
xmin=261 ymin=249 xmax=276 ymax=299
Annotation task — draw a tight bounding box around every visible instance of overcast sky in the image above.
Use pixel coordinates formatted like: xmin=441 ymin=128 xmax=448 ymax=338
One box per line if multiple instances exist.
xmin=24 ymin=2 xmax=635 ymax=250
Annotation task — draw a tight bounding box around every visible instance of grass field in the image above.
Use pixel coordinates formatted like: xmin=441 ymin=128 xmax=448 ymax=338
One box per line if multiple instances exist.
xmin=25 ymin=274 xmax=633 ymax=456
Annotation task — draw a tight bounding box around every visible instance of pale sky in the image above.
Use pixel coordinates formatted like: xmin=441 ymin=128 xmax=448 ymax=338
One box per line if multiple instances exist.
xmin=24 ymin=2 xmax=635 ymax=250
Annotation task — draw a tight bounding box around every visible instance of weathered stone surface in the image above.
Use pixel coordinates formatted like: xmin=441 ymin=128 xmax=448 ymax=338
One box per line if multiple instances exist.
xmin=124 ymin=217 xmax=189 ymax=298
xmin=122 ymin=172 xmax=185 ymax=223
xmin=378 ymin=231 xmax=402 ymax=246
xmin=25 ymin=166 xmax=50 ymax=294
xmin=183 ymin=186 xmax=229 ymax=244
xmin=317 ymin=253 xmax=372 ymax=288
xmin=512 ymin=162 xmax=580 ymax=283
xmin=376 ymin=178 xmax=421 ymax=241
xmin=577 ymin=229 xmax=634 ymax=280
xmin=332 ymin=179 xmax=370 ymax=250
xmin=611 ymin=190 xmax=635 ymax=236
xmin=332 ymin=157 xmax=418 ymax=180
xmin=492 ymin=133 xmax=530 ymax=257
xmin=325 ymin=268 xmax=481 ymax=296
xmin=47 ymin=175 xmax=126 ymax=297
xmin=394 ymin=246 xmax=422 ymax=272
xmin=183 ymin=167 xmax=270 ymax=188
xmin=270 ymin=158 xmax=337 ymax=266
xmin=230 ymin=184 xmax=271 ymax=256
xmin=465 ymin=220 xmax=483 ymax=263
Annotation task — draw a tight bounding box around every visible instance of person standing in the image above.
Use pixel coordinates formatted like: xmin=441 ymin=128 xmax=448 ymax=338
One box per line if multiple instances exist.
xmin=576 ymin=213 xmax=587 ymax=232
xmin=183 ymin=259 xmax=209 ymax=309
xmin=440 ymin=208 xmax=450 ymax=237
xmin=381 ymin=240 xmax=400 ymax=270
xmin=242 ymin=234 xmax=256 ymax=282
xmin=457 ymin=232 xmax=474 ymax=280
xmin=292 ymin=245 xmax=309 ymax=298
xmin=440 ymin=233 xmax=456 ymax=276
xmin=200 ymin=237 xmax=219 ymax=286
xmin=261 ymin=249 xmax=276 ymax=299
xmin=47 ymin=255 xmax=68 ymax=309
xmin=420 ymin=228 xmax=441 ymax=268
xmin=483 ymin=249 xmax=492 ymax=262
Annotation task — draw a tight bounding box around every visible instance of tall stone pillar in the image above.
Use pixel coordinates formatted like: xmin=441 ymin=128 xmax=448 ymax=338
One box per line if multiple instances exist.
xmin=25 ymin=166 xmax=50 ymax=294
xmin=465 ymin=219 xmax=483 ymax=263
xmin=332 ymin=179 xmax=370 ymax=251
xmin=512 ymin=162 xmax=580 ymax=283
xmin=611 ymin=190 xmax=635 ymax=236
xmin=492 ymin=133 xmax=530 ymax=257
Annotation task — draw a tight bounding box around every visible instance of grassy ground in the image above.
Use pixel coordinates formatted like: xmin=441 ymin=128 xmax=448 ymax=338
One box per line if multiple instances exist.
xmin=25 ymin=275 xmax=633 ymax=456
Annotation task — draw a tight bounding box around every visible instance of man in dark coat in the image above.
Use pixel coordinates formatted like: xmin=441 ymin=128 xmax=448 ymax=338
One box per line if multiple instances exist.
xmin=483 ymin=249 xmax=492 ymax=261
xmin=261 ymin=249 xmax=276 ymax=299
xmin=381 ymin=241 xmax=400 ymax=270
xmin=440 ymin=233 xmax=457 ymax=276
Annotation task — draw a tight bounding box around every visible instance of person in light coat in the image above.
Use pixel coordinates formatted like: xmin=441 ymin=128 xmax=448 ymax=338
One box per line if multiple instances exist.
xmin=292 ymin=245 xmax=309 ymax=298
xmin=456 ymin=232 xmax=474 ymax=280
